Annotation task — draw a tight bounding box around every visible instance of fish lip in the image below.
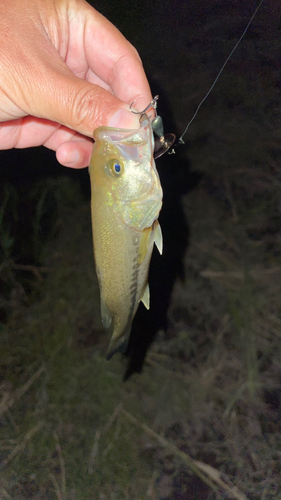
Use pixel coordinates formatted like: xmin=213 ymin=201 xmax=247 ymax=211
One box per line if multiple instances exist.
xmin=93 ymin=113 xmax=151 ymax=137
xmin=93 ymin=124 xmax=144 ymax=144
xmin=93 ymin=125 xmax=141 ymax=136
xmin=93 ymin=114 xmax=152 ymax=148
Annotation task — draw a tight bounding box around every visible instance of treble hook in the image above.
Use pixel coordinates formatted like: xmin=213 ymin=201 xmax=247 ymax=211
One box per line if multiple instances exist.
xmin=130 ymin=95 xmax=176 ymax=159
xmin=130 ymin=95 xmax=159 ymax=116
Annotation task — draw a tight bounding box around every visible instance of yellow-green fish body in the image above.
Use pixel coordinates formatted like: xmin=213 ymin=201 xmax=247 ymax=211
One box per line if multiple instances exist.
xmin=89 ymin=114 xmax=162 ymax=358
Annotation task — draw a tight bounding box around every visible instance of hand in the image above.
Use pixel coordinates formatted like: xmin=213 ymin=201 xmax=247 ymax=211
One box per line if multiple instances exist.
xmin=0 ymin=0 xmax=152 ymax=168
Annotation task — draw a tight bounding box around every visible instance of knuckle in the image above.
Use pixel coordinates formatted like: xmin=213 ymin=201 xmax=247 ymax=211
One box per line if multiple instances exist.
xmin=70 ymin=84 xmax=106 ymax=132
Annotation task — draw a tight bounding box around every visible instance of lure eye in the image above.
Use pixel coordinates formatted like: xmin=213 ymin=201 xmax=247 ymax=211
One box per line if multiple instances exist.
xmin=107 ymin=158 xmax=123 ymax=177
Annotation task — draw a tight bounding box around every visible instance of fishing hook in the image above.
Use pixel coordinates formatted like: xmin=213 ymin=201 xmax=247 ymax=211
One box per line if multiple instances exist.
xmin=130 ymin=95 xmax=176 ymax=159
xmin=130 ymin=95 xmax=159 ymax=116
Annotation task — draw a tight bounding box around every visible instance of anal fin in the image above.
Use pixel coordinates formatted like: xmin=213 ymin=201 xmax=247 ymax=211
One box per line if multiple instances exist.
xmin=141 ymin=282 xmax=150 ymax=310
xmin=154 ymin=220 xmax=163 ymax=255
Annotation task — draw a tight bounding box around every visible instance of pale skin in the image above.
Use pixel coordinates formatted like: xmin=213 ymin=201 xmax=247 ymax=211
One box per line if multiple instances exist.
xmin=0 ymin=0 xmax=152 ymax=168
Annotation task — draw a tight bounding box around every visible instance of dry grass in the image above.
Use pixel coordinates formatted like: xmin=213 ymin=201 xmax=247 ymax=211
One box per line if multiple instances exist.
xmin=0 ymin=166 xmax=280 ymax=499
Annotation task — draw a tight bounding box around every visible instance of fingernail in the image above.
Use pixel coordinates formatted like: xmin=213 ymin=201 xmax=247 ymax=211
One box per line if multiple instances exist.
xmin=108 ymin=109 xmax=140 ymax=129
xmin=66 ymin=149 xmax=80 ymax=165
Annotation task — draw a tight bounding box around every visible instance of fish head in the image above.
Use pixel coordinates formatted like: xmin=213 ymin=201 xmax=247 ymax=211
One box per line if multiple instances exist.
xmin=89 ymin=114 xmax=162 ymax=230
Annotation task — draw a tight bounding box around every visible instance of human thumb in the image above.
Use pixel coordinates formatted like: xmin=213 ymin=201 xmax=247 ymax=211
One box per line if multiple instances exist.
xmin=29 ymin=70 xmax=141 ymax=135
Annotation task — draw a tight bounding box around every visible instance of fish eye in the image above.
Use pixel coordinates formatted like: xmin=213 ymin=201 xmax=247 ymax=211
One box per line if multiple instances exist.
xmin=107 ymin=158 xmax=123 ymax=177
xmin=113 ymin=162 xmax=121 ymax=174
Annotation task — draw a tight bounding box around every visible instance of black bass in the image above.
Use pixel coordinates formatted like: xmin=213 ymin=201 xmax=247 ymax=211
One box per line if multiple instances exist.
xmin=89 ymin=114 xmax=163 ymax=359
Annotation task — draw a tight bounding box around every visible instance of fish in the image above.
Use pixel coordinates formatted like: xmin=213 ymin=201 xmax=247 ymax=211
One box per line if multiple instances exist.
xmin=89 ymin=113 xmax=163 ymax=359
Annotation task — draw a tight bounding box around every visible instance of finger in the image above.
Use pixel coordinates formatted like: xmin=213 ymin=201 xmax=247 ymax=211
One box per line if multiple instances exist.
xmin=17 ymin=117 xmax=93 ymax=168
xmin=56 ymin=139 xmax=93 ymax=168
xmin=64 ymin=3 xmax=152 ymax=112
xmin=19 ymin=63 xmax=141 ymax=137
xmin=41 ymin=75 xmax=142 ymax=137
xmin=36 ymin=3 xmax=152 ymax=132
xmin=85 ymin=70 xmax=111 ymax=92
xmin=81 ymin=9 xmax=153 ymax=111
xmin=0 ymin=116 xmax=89 ymax=149
xmin=0 ymin=116 xmax=93 ymax=169
xmin=0 ymin=12 xmax=141 ymax=137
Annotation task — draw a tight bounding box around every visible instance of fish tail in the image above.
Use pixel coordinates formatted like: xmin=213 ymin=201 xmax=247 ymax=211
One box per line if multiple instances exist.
xmin=106 ymin=323 xmax=132 ymax=360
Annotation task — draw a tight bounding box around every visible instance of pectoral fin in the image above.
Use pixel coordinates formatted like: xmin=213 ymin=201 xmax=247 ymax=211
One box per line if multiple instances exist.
xmin=154 ymin=221 xmax=163 ymax=255
xmin=141 ymin=282 xmax=150 ymax=310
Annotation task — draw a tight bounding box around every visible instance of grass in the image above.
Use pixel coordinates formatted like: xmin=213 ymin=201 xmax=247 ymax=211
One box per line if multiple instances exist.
xmin=0 ymin=169 xmax=280 ymax=499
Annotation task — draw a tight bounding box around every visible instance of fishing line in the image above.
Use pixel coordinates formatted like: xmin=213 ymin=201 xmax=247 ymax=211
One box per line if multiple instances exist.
xmin=177 ymin=0 xmax=265 ymax=145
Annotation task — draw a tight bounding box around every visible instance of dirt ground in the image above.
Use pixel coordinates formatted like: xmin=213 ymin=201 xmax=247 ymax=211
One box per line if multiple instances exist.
xmin=1 ymin=1 xmax=281 ymax=499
